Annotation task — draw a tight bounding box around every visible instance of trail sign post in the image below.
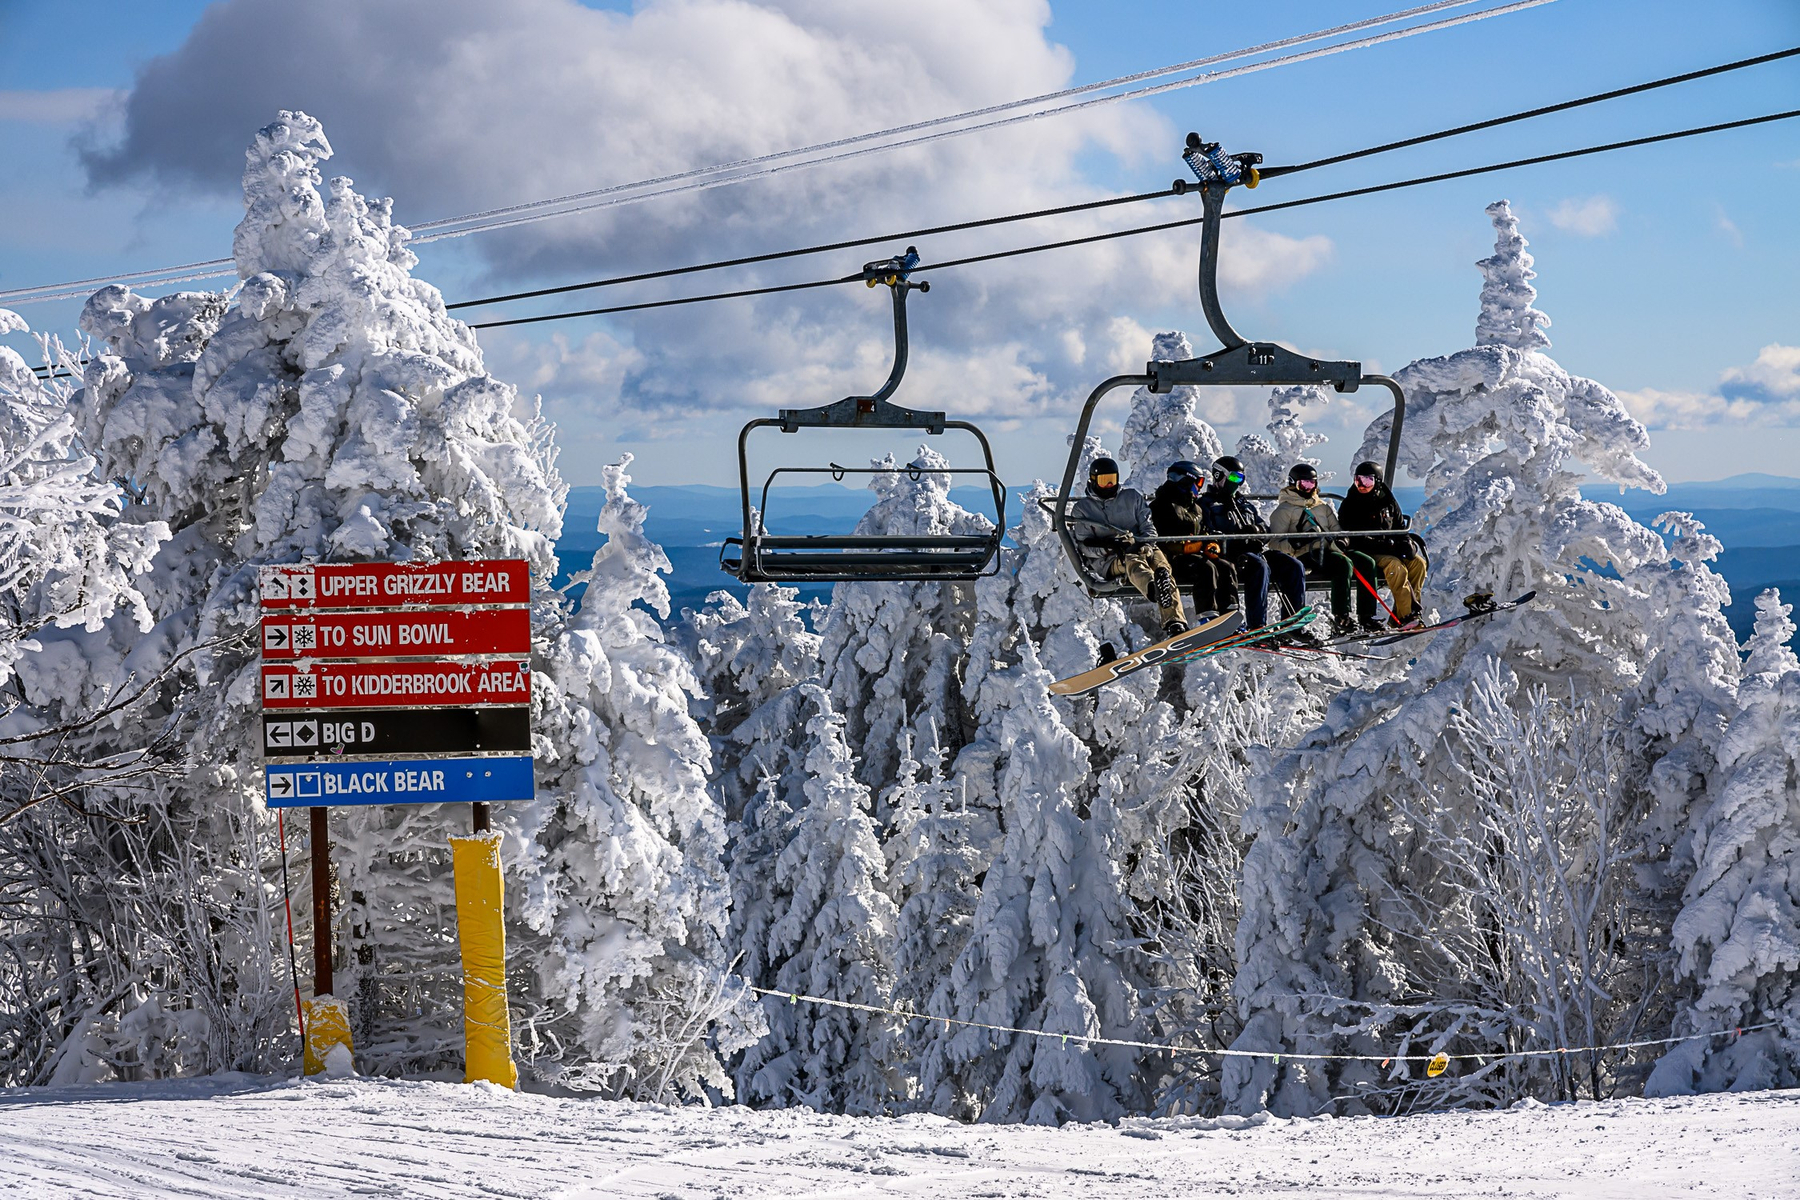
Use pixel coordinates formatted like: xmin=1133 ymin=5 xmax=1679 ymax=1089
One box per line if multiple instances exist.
xmin=258 ymin=558 xmax=533 ymax=1081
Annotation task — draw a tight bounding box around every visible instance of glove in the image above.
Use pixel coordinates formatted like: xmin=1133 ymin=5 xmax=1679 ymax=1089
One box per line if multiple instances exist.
xmin=1113 ymin=531 xmax=1137 ymax=549
xmin=1202 ymin=541 xmax=1222 ymax=558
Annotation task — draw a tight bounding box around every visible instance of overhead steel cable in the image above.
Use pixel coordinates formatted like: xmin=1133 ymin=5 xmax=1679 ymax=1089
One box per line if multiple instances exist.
xmin=411 ymin=0 xmax=1559 ymax=246
xmin=449 ymin=45 xmax=1800 ymax=316
xmin=418 ymin=0 xmax=1505 ymax=239
xmin=445 ymin=187 xmax=1179 ymax=311
xmin=1261 ymin=42 xmax=1800 ymax=178
xmin=467 ymin=107 xmax=1800 ymax=332
xmin=0 ymin=0 xmax=1550 ymax=307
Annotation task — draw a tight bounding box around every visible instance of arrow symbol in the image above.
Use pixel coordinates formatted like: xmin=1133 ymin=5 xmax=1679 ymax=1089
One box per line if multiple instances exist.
xmin=267 ymin=723 xmax=292 ymax=748
xmin=266 ymin=624 xmax=288 ymax=649
xmin=270 ymin=775 xmax=293 ymax=797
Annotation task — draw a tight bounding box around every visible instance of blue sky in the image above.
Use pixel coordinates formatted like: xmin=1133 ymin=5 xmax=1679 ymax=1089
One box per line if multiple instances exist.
xmin=2 ymin=0 xmax=1796 ymax=487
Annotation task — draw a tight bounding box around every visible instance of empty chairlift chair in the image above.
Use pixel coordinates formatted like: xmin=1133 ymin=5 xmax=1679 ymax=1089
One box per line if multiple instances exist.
xmin=720 ymin=248 xmax=1008 ymax=584
xmin=1050 ymin=134 xmax=1414 ymax=599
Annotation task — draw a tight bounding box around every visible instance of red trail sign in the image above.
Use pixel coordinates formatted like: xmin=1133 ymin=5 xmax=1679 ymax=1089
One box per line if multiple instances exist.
xmin=261 ymin=608 xmax=530 ymax=659
xmin=259 ymin=561 xmax=529 ymax=609
xmin=261 ymin=660 xmax=531 ymax=710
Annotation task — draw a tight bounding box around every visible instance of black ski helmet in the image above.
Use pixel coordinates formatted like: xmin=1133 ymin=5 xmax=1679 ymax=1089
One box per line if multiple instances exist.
xmin=1353 ymin=460 xmax=1384 ymax=483
xmin=1288 ymin=462 xmax=1319 ymax=485
xmin=1212 ymin=455 xmax=1246 ymax=490
xmin=1087 ymin=455 xmax=1122 ymax=499
xmin=1167 ymin=459 xmax=1205 ymax=488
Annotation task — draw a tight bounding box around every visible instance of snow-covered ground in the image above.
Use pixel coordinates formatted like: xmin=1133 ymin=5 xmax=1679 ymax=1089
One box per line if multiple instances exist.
xmin=3 ymin=1077 xmax=1796 ymax=1198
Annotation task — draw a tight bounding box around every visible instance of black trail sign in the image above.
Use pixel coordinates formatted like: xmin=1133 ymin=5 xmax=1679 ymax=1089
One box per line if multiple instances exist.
xmin=262 ymin=707 xmax=531 ymax=759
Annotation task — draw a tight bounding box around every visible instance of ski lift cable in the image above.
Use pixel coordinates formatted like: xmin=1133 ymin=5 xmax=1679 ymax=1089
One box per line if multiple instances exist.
xmin=447 ymin=42 xmax=1799 ymax=315
xmin=414 ymin=0 xmax=1509 ymax=238
xmin=748 ymin=984 xmax=1777 ymax=1065
xmin=466 ymin=107 xmax=1800 ymax=332
xmin=1260 ymin=42 xmax=1800 ymax=178
xmin=0 ymin=0 xmax=1549 ymax=308
xmin=407 ymin=0 xmax=1561 ymax=247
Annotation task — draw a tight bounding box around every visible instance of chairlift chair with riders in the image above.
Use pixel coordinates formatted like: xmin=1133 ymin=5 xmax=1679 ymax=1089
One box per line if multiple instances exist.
xmin=721 ymin=247 xmax=1008 ymax=584
xmin=1049 ymin=133 xmax=1416 ymax=599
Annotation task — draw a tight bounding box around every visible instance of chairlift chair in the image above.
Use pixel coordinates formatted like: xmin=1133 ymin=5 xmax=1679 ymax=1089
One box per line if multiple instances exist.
xmin=1050 ymin=134 xmax=1414 ymax=599
xmin=721 ymin=248 xmax=1007 ymax=584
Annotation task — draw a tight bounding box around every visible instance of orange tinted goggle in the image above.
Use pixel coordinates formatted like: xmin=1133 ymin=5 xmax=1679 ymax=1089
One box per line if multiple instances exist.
xmin=1093 ymin=473 xmax=1119 ymax=488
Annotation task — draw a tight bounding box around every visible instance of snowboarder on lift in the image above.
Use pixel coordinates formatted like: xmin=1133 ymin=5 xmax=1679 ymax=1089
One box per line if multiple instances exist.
xmin=1068 ymin=456 xmax=1190 ymax=636
xmin=1151 ymin=460 xmax=1237 ymax=620
xmin=1197 ymin=456 xmax=1308 ymax=637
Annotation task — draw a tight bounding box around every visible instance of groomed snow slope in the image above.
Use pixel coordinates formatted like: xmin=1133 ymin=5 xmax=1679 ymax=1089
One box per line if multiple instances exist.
xmin=2 ymin=1077 xmax=1795 ymax=1198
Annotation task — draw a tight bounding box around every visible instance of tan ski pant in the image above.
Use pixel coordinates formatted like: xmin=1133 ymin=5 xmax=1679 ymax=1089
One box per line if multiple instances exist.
xmin=1108 ymin=546 xmax=1187 ymax=629
xmin=1374 ymin=553 xmax=1428 ymax=621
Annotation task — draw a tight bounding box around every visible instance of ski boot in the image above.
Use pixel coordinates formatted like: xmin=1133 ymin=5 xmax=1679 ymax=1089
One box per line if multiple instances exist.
xmin=1154 ymin=568 xmax=1186 ymax=638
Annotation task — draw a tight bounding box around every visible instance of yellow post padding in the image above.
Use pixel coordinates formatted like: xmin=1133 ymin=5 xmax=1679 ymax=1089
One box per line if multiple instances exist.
xmin=302 ymin=997 xmax=353 ymax=1076
xmin=451 ymin=831 xmax=518 ymax=1089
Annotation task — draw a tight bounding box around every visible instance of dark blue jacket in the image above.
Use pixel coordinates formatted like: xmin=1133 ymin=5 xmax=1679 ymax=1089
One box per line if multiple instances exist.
xmin=1197 ymin=486 xmax=1267 ymax=557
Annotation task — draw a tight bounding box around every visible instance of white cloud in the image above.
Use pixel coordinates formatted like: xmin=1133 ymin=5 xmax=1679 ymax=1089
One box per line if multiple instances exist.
xmin=1618 ymin=344 xmax=1800 ymax=429
xmin=1714 ymin=206 xmax=1744 ymax=248
xmin=79 ymin=0 xmax=1334 ymax=458
xmin=1546 ymin=195 xmax=1618 ymax=237
xmin=0 ymin=88 xmax=120 ymax=125
xmin=1721 ymin=343 xmax=1800 ymax=405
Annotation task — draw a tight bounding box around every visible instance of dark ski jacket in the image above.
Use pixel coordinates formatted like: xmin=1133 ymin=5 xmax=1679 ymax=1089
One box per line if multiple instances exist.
xmin=1068 ymin=487 xmax=1154 ymax=576
xmin=1150 ymin=480 xmax=1207 ymax=548
xmin=1197 ymin=486 xmax=1268 ymax=558
xmin=1337 ymin=482 xmax=1414 ymax=558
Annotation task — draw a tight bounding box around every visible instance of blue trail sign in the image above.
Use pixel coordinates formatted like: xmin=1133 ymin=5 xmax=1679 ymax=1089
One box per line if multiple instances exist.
xmin=264 ymin=756 xmax=534 ymax=809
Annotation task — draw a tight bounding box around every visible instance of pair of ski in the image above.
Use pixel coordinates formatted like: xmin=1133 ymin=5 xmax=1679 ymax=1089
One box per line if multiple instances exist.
xmin=1050 ymin=606 xmax=1316 ymax=696
xmin=1050 ymin=592 xmax=1539 ymax=695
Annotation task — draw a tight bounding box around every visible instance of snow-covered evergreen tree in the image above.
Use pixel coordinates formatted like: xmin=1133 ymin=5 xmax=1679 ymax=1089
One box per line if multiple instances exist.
xmin=1235 ymin=385 xmax=1332 ymax=496
xmin=732 ymin=685 xmax=900 ymax=1114
xmin=1226 ymin=200 xmax=1733 ymax=1114
xmin=521 ymin=456 xmax=757 ymax=1100
xmin=1648 ymin=589 xmax=1800 ymax=1094
xmin=816 ymin=448 xmax=989 ymax=799
xmin=13 ymin=110 xmax=751 ymax=1092
xmin=1116 ymin=330 xmax=1225 ymax=492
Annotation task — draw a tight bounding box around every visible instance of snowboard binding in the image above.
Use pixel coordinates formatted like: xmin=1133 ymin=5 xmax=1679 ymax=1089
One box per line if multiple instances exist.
xmin=1463 ymin=591 xmax=1498 ymax=615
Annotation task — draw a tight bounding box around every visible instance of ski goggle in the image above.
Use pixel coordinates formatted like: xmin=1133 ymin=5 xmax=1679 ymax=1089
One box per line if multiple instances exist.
xmin=1295 ymin=478 xmax=1318 ymax=491
xmin=1091 ymin=472 xmax=1119 ymax=489
xmin=1214 ymin=469 xmax=1245 ymax=486
xmin=1353 ymin=474 xmax=1376 ymax=488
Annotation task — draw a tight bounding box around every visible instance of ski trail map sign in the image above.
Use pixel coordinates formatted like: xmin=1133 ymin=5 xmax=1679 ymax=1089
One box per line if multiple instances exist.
xmin=259 ymin=560 xmax=534 ymax=808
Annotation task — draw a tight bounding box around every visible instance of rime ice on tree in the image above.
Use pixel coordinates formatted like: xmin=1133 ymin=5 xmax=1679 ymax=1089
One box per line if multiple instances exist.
xmin=1227 ymin=200 xmax=1738 ymax=1115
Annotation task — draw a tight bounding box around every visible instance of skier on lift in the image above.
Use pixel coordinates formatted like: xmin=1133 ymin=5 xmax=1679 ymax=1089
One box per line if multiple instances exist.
xmin=1197 ymin=456 xmax=1308 ymax=639
xmin=1151 ymin=460 xmax=1237 ymax=620
xmin=1269 ymin=462 xmax=1383 ymax=637
xmin=1068 ymin=456 xmax=1190 ymax=636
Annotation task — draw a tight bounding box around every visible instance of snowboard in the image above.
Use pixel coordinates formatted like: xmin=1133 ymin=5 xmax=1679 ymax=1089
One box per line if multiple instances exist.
xmin=1368 ymin=590 xmax=1537 ymax=646
xmin=1050 ymin=609 xmax=1244 ymax=696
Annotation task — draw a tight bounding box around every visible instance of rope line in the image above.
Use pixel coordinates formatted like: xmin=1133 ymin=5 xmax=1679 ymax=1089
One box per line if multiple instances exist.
xmin=469 ymin=107 xmax=1800 ymax=331
xmin=0 ymin=0 xmax=1547 ymax=307
xmin=746 ymin=984 xmax=1777 ymax=1066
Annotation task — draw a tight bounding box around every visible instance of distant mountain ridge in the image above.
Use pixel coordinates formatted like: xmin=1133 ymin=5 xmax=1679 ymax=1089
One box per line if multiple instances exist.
xmin=554 ymin=476 xmax=1800 ymax=647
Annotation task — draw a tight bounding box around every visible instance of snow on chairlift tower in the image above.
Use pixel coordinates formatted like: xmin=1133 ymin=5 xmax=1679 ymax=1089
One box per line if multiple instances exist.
xmin=720 ymin=247 xmax=1008 ymax=584
xmin=1049 ymin=133 xmax=1413 ymax=599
